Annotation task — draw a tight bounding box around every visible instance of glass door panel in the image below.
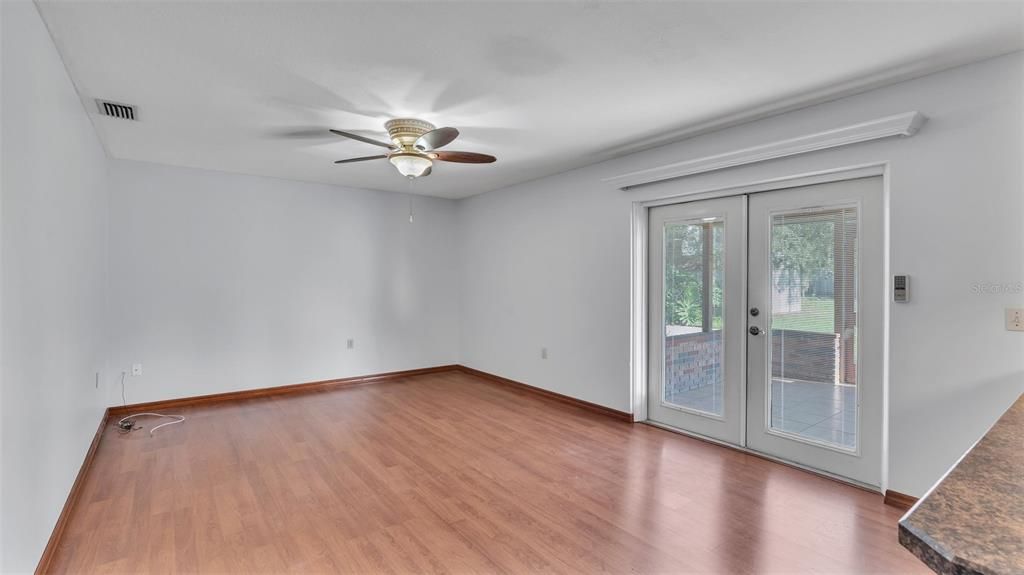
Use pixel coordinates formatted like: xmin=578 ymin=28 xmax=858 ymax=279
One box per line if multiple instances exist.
xmin=768 ymin=207 xmax=858 ymax=449
xmin=663 ymin=219 xmax=725 ymax=416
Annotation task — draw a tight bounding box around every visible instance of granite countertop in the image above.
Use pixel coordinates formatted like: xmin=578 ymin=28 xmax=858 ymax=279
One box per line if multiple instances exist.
xmin=899 ymin=392 xmax=1024 ymax=575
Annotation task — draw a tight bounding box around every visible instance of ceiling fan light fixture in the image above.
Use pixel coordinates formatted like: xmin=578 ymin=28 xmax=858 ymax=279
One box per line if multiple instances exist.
xmin=329 ymin=118 xmax=495 ymax=177
xmin=389 ymin=152 xmax=433 ymax=178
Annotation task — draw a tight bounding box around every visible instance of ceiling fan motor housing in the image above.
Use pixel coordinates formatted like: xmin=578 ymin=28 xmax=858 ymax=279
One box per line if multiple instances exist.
xmin=385 ymin=118 xmax=436 ymax=150
xmin=329 ymin=118 xmax=494 ymax=176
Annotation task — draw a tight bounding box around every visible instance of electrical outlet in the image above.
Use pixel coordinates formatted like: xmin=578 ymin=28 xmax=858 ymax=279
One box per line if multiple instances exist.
xmin=347 ymin=339 xmax=355 ymax=349
xmin=132 ymin=363 xmax=143 ymax=376
xmin=541 ymin=347 xmax=548 ymax=359
xmin=1006 ymin=308 xmax=1024 ymax=331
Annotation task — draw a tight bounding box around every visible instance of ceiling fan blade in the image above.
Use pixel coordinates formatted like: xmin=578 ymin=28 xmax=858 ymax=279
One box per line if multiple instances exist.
xmin=266 ymin=127 xmax=336 ymax=140
xmin=334 ymin=154 xmax=388 ymax=164
xmin=434 ymin=151 xmax=496 ymax=164
xmin=329 ymin=129 xmax=395 ymax=149
xmin=415 ymin=127 xmax=459 ymax=151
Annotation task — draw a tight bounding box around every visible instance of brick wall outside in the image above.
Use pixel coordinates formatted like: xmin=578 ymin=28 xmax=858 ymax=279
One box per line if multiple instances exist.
xmin=665 ymin=329 xmax=849 ymax=390
xmin=771 ymin=329 xmax=843 ymax=384
xmin=665 ymin=331 xmax=722 ymax=395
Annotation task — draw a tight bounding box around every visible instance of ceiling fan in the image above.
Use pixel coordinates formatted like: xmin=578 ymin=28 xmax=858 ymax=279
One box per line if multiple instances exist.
xmin=331 ymin=118 xmax=496 ymax=178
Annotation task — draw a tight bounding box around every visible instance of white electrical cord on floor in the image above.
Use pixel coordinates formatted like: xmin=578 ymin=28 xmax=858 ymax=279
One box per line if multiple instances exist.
xmin=118 ymin=412 xmax=186 ymax=436
xmin=118 ymin=370 xmax=185 ymax=436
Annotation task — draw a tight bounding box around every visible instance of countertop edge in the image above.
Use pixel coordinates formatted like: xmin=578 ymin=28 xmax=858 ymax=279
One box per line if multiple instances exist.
xmin=897 ymin=392 xmax=1024 ymax=575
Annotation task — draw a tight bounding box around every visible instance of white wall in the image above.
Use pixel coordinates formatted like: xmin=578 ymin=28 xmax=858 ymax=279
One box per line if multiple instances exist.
xmin=459 ymin=52 xmax=1024 ymax=497
xmin=1 ymin=1 xmax=110 ymax=572
xmin=1 ymin=1 xmax=6 ymax=566
xmin=107 ymin=160 xmax=460 ymax=405
xmin=1 ymin=2 xmax=5 ymax=566
xmin=1 ymin=6 xmax=1020 ymax=568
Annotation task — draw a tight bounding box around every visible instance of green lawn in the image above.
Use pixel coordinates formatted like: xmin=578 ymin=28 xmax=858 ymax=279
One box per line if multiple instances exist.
xmin=771 ymin=296 xmax=834 ymax=334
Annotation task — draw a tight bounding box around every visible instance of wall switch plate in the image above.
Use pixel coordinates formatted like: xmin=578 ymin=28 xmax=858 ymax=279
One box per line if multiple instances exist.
xmin=541 ymin=347 xmax=548 ymax=359
xmin=893 ymin=275 xmax=909 ymax=302
xmin=347 ymin=339 xmax=354 ymax=349
xmin=132 ymin=363 xmax=143 ymax=376
xmin=1007 ymin=308 xmax=1024 ymax=331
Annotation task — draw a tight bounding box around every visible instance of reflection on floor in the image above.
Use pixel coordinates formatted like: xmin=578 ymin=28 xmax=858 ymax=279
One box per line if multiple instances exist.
xmin=665 ymin=379 xmax=857 ymax=448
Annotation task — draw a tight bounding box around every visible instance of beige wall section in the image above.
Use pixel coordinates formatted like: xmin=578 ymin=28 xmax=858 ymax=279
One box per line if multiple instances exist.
xmin=459 ymin=52 xmax=1024 ymax=497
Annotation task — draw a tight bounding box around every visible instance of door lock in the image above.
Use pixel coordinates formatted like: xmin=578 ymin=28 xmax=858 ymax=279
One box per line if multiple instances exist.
xmin=749 ymin=326 xmax=762 ymax=336
xmin=749 ymin=307 xmax=760 ymax=317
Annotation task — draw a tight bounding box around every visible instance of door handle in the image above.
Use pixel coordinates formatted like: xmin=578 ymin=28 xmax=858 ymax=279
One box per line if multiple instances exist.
xmin=749 ymin=326 xmax=762 ymax=336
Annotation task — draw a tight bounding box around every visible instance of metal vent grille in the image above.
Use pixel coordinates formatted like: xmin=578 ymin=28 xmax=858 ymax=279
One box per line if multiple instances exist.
xmin=96 ymin=100 xmax=137 ymax=120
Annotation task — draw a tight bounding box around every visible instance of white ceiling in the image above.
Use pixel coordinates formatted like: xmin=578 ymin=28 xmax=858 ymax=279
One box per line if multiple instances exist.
xmin=37 ymin=1 xmax=1023 ymax=199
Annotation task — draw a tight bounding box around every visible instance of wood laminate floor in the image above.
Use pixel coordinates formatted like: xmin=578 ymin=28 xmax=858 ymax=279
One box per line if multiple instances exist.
xmin=49 ymin=370 xmax=926 ymax=574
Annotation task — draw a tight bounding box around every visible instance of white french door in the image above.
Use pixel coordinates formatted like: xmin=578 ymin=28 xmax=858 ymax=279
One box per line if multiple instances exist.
xmin=647 ymin=196 xmax=746 ymax=445
xmin=746 ymin=177 xmax=883 ymax=486
xmin=648 ymin=176 xmax=884 ymax=487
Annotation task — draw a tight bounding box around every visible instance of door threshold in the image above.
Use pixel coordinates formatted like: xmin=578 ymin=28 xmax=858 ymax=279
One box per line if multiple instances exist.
xmin=643 ymin=420 xmax=881 ymax=495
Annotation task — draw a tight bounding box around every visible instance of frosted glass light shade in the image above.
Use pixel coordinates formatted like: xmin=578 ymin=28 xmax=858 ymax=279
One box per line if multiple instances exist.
xmin=389 ymin=154 xmax=432 ymax=178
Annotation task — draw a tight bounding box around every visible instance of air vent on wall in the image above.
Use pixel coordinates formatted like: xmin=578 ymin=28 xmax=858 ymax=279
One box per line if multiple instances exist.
xmin=96 ymin=99 xmax=137 ymax=121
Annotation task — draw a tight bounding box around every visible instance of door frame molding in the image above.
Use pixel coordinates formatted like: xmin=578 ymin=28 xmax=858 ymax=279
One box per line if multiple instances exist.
xmin=629 ymin=161 xmax=891 ymax=490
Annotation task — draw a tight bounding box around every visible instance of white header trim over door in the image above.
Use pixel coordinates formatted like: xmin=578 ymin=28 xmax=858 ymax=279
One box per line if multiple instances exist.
xmin=606 ymin=112 xmax=924 ymax=189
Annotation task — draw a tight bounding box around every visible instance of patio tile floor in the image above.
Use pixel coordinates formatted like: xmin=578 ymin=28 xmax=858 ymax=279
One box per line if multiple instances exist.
xmin=664 ymin=379 xmax=857 ymax=449
xmin=772 ymin=379 xmax=857 ymax=448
